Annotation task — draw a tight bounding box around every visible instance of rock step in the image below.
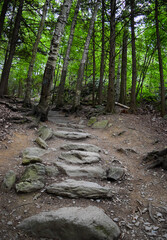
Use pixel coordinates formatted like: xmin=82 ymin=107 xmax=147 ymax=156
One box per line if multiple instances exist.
xmin=55 ymin=162 xmax=125 ymax=180
xmin=17 ymin=206 xmax=121 ymax=240
xmin=54 ymin=131 xmax=91 ymax=140
xmin=61 ymin=142 xmax=101 ymax=152
xmin=59 ymin=150 xmax=101 ymax=164
xmin=46 ymin=179 xmax=115 ymax=199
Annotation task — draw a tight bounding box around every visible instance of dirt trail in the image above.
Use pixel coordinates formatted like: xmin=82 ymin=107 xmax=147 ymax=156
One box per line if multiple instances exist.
xmin=0 ymin=109 xmax=167 ymax=240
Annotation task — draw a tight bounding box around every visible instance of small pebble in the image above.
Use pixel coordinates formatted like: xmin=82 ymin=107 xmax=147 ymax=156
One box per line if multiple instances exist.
xmin=7 ymin=221 xmax=12 ymax=226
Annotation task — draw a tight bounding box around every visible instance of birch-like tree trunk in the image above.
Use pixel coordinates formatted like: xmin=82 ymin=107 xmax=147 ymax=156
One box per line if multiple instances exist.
xmin=57 ymin=0 xmax=80 ymax=108
xmin=97 ymin=0 xmax=105 ymax=105
xmin=130 ymin=0 xmax=137 ymax=112
xmin=24 ymin=0 xmax=49 ymax=107
xmin=0 ymin=0 xmax=24 ymax=97
xmin=73 ymin=1 xmax=100 ymax=109
xmin=115 ymin=50 xmax=121 ymax=102
xmin=106 ymin=0 xmax=116 ymax=113
xmin=155 ymin=0 xmax=165 ymax=117
xmin=36 ymin=0 xmax=72 ymax=121
xmin=119 ymin=22 xmax=128 ymax=104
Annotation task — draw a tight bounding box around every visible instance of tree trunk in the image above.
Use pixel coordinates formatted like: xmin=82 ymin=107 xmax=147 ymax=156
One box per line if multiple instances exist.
xmin=36 ymin=0 xmax=72 ymax=121
xmin=115 ymin=49 xmax=121 ymax=102
xmin=130 ymin=0 xmax=137 ymax=112
xmin=0 ymin=0 xmax=24 ymax=97
xmin=155 ymin=0 xmax=165 ymax=117
xmin=0 ymin=0 xmax=10 ymax=39
xmin=57 ymin=0 xmax=80 ymax=108
xmin=106 ymin=0 xmax=116 ymax=113
xmin=23 ymin=0 xmax=49 ymax=107
xmin=97 ymin=0 xmax=105 ymax=105
xmin=73 ymin=1 xmax=100 ymax=109
xmin=119 ymin=20 xmax=128 ymax=104
xmin=92 ymin=26 xmax=96 ymax=107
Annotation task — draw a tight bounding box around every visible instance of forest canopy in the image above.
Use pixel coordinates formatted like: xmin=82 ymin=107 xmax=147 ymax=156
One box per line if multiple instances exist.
xmin=0 ymin=0 xmax=166 ymax=120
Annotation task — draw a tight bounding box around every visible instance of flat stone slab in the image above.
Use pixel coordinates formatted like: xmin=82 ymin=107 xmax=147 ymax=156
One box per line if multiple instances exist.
xmin=107 ymin=167 xmax=125 ymax=180
xmin=55 ymin=162 xmax=106 ymax=179
xmin=22 ymin=155 xmax=42 ymax=165
xmin=37 ymin=126 xmax=53 ymax=141
xmin=61 ymin=143 xmax=101 ymax=153
xmin=59 ymin=150 xmax=101 ymax=164
xmin=35 ymin=137 xmax=48 ymax=149
xmin=46 ymin=179 xmax=113 ymax=199
xmin=16 ymin=180 xmax=44 ymax=193
xmin=45 ymin=165 xmax=59 ymax=177
xmin=22 ymin=147 xmax=50 ymax=159
xmin=54 ymin=131 xmax=91 ymax=140
xmin=17 ymin=206 xmax=120 ymax=240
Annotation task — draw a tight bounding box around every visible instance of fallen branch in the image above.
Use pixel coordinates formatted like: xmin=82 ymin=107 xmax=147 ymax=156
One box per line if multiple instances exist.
xmin=115 ymin=102 xmax=130 ymax=109
xmin=148 ymin=202 xmax=156 ymax=223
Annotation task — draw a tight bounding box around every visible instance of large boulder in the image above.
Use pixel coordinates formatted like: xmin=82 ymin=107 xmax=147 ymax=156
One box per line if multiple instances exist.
xmin=55 ymin=162 xmax=106 ymax=179
xmin=17 ymin=206 xmax=120 ymax=240
xmin=61 ymin=143 xmax=101 ymax=153
xmin=59 ymin=150 xmax=101 ymax=164
xmin=54 ymin=131 xmax=91 ymax=140
xmin=46 ymin=179 xmax=113 ymax=199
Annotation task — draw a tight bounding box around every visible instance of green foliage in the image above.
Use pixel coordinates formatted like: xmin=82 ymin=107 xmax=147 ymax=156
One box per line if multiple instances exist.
xmin=0 ymin=0 xmax=166 ymax=111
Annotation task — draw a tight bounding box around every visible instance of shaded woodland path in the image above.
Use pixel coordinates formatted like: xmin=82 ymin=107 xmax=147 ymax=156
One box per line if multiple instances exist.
xmin=0 ymin=107 xmax=167 ymax=239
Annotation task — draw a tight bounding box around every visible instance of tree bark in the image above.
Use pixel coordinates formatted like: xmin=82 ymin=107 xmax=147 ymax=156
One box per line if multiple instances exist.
xmin=57 ymin=0 xmax=80 ymax=108
xmin=119 ymin=20 xmax=128 ymax=104
xmin=115 ymin=50 xmax=121 ymax=102
xmin=106 ymin=0 xmax=116 ymax=113
xmin=73 ymin=1 xmax=100 ymax=110
xmin=0 ymin=0 xmax=10 ymax=39
xmin=97 ymin=0 xmax=105 ymax=105
xmin=23 ymin=0 xmax=49 ymax=107
xmin=92 ymin=26 xmax=96 ymax=107
xmin=0 ymin=0 xmax=24 ymax=97
xmin=130 ymin=0 xmax=137 ymax=112
xmin=36 ymin=0 xmax=72 ymax=121
xmin=155 ymin=0 xmax=165 ymax=117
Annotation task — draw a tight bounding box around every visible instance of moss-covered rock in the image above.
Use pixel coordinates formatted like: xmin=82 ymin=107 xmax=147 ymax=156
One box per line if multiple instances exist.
xmin=2 ymin=170 xmax=16 ymax=190
xmin=87 ymin=117 xmax=97 ymax=127
xmin=92 ymin=120 xmax=109 ymax=129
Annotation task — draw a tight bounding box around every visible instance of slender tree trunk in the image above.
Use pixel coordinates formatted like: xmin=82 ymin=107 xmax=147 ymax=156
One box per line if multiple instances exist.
xmin=73 ymin=1 xmax=100 ymax=109
xmin=36 ymin=0 xmax=72 ymax=121
xmin=0 ymin=0 xmax=24 ymax=97
xmin=97 ymin=0 xmax=105 ymax=105
xmin=57 ymin=0 xmax=80 ymax=108
xmin=106 ymin=0 xmax=116 ymax=113
xmin=130 ymin=0 xmax=137 ymax=112
xmin=24 ymin=0 xmax=49 ymax=107
xmin=92 ymin=26 xmax=96 ymax=107
xmin=155 ymin=0 xmax=165 ymax=117
xmin=115 ymin=50 xmax=121 ymax=102
xmin=0 ymin=0 xmax=10 ymax=39
xmin=119 ymin=22 xmax=128 ymax=104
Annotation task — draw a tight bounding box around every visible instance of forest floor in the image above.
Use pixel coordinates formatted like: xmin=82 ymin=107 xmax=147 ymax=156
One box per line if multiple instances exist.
xmin=0 ymin=99 xmax=167 ymax=240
